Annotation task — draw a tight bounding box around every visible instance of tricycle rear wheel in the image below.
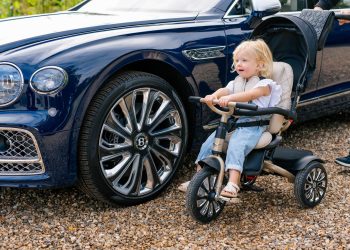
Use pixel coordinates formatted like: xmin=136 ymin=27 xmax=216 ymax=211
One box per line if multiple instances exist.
xmin=294 ymin=161 xmax=327 ymax=208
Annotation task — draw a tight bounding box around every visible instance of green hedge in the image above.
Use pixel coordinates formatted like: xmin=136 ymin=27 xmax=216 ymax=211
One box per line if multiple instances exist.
xmin=0 ymin=0 xmax=82 ymax=18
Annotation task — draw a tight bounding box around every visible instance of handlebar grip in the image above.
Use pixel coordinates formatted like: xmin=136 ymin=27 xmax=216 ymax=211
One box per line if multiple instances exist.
xmin=235 ymin=102 xmax=258 ymax=111
xmin=188 ymin=96 xmax=202 ymax=103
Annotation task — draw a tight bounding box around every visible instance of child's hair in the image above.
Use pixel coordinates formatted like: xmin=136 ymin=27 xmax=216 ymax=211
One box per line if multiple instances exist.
xmin=232 ymin=39 xmax=273 ymax=78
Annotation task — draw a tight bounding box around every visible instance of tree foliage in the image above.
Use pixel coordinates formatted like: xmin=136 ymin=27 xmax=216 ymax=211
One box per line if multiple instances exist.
xmin=0 ymin=0 xmax=82 ymax=18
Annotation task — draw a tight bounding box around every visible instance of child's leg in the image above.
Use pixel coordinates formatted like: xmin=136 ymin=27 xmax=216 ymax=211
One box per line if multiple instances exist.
xmin=222 ymin=125 xmax=265 ymax=197
xmin=228 ymin=169 xmax=241 ymax=184
xmin=195 ymin=131 xmax=216 ymax=165
xmin=178 ymin=131 xmax=215 ymax=192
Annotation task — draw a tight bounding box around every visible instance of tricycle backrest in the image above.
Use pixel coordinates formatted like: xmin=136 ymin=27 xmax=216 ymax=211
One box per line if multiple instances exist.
xmin=268 ymin=61 xmax=293 ymax=134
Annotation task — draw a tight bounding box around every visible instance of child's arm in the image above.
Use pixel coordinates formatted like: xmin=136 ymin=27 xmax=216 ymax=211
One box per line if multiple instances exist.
xmin=218 ymin=86 xmax=270 ymax=107
xmin=203 ymin=87 xmax=231 ymax=105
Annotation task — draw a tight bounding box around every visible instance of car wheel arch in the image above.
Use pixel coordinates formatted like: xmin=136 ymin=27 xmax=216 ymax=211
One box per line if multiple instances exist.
xmin=70 ymin=54 xmax=198 ymax=180
xmin=72 ymin=52 xmax=200 ymax=154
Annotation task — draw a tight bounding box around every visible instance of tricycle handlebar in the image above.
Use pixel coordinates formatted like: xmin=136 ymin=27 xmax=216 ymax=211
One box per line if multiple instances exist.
xmin=188 ymin=96 xmax=258 ymax=111
xmin=188 ymin=96 xmax=297 ymax=120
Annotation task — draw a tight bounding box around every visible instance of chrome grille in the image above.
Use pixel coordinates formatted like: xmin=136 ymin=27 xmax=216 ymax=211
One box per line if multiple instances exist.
xmin=0 ymin=128 xmax=44 ymax=175
xmin=0 ymin=130 xmax=38 ymax=158
xmin=0 ymin=162 xmax=43 ymax=173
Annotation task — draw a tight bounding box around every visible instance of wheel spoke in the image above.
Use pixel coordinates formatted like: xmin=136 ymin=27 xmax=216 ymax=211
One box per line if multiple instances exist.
xmin=207 ymin=202 xmax=214 ymax=218
xmin=148 ymin=110 xmax=179 ymax=133
xmin=149 ymin=109 xmax=182 ymax=136
xmin=314 ymin=188 xmax=321 ymax=201
xmin=112 ymin=154 xmax=144 ymax=195
xmin=100 ymin=124 xmax=132 ymax=149
xmin=132 ymin=88 xmax=151 ymax=132
xmin=143 ymin=154 xmax=161 ymax=190
xmin=151 ymin=142 xmax=178 ymax=163
xmin=102 ymin=153 xmax=133 ymax=179
xmin=115 ymin=97 xmax=134 ymax=133
xmin=304 ymin=183 xmax=312 ymax=191
xmin=200 ymin=200 xmax=210 ymax=216
xmin=108 ymin=112 xmax=132 ymax=138
xmin=200 ymin=181 xmax=210 ymax=194
xmin=150 ymin=124 xmax=182 ymax=137
xmin=311 ymin=169 xmax=316 ymax=181
xmin=305 ymin=187 xmax=313 ymax=199
xmin=196 ymin=195 xmax=208 ymax=200
xmin=150 ymin=147 xmax=173 ymax=175
xmin=122 ymin=93 xmax=139 ymax=131
xmin=146 ymin=93 xmax=171 ymax=127
xmin=212 ymin=200 xmax=221 ymax=213
xmin=315 ymin=170 xmax=326 ymax=182
xmin=317 ymin=186 xmax=325 ymax=196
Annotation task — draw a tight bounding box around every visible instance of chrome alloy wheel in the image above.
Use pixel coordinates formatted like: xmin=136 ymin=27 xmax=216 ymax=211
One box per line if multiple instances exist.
xmin=99 ymin=87 xmax=183 ymax=196
xmin=303 ymin=167 xmax=326 ymax=203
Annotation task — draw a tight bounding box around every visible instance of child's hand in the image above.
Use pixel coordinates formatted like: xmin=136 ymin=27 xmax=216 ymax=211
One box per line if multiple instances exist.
xmin=203 ymin=94 xmax=217 ymax=105
xmin=218 ymin=96 xmax=231 ymax=107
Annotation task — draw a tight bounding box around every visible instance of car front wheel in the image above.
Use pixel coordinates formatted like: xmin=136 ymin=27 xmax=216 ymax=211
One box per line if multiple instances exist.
xmin=78 ymin=71 xmax=188 ymax=205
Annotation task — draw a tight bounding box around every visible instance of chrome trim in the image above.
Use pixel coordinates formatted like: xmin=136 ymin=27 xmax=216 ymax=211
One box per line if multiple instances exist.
xmin=0 ymin=62 xmax=24 ymax=108
xmin=29 ymin=66 xmax=68 ymax=95
xmin=0 ymin=159 xmax=40 ymax=164
xmin=182 ymin=46 xmax=226 ymax=61
xmin=298 ymin=89 xmax=350 ymax=107
xmin=223 ymin=0 xmax=242 ymax=19
xmin=0 ymin=127 xmax=45 ymax=175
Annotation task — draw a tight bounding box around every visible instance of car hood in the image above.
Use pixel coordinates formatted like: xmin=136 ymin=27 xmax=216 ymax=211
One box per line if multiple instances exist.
xmin=0 ymin=11 xmax=198 ymax=53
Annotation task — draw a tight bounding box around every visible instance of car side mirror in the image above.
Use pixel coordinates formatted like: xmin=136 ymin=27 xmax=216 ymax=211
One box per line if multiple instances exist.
xmin=244 ymin=0 xmax=281 ymax=29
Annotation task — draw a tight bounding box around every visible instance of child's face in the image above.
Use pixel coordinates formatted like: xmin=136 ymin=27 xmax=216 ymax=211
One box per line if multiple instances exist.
xmin=234 ymin=51 xmax=260 ymax=79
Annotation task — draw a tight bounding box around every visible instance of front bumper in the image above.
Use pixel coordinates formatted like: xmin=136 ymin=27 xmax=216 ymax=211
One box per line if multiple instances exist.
xmin=0 ymin=111 xmax=78 ymax=188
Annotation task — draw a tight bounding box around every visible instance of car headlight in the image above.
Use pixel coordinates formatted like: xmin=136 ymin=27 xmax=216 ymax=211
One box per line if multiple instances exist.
xmin=30 ymin=66 xmax=68 ymax=94
xmin=0 ymin=62 xmax=24 ymax=107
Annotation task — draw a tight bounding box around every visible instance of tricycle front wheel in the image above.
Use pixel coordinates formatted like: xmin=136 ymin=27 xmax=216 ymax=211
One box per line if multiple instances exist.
xmin=294 ymin=161 xmax=327 ymax=208
xmin=186 ymin=167 xmax=225 ymax=223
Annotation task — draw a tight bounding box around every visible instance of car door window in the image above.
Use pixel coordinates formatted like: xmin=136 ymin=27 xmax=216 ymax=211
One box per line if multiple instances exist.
xmin=280 ymin=0 xmax=308 ymax=12
xmin=226 ymin=0 xmax=252 ymax=16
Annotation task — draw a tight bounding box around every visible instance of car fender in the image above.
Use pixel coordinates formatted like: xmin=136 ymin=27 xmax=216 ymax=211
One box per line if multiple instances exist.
xmin=72 ymin=49 xmax=198 ymax=129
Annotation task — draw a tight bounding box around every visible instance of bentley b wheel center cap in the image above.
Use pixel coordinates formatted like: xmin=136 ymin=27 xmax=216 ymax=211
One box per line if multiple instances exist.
xmin=134 ymin=133 xmax=149 ymax=150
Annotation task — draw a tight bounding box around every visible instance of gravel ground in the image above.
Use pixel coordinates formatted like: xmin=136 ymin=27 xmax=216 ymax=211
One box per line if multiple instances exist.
xmin=0 ymin=113 xmax=350 ymax=249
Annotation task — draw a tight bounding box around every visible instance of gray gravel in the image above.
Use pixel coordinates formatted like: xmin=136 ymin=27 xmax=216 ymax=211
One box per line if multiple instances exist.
xmin=0 ymin=112 xmax=350 ymax=249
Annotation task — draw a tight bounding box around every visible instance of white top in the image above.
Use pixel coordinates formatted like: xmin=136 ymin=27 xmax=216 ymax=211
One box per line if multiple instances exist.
xmin=225 ymin=77 xmax=282 ymax=108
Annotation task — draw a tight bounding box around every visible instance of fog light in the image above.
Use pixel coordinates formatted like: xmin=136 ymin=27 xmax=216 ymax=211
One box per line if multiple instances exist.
xmin=30 ymin=66 xmax=68 ymax=94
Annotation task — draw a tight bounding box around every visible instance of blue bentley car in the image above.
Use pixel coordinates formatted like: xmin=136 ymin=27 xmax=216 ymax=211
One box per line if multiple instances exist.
xmin=0 ymin=0 xmax=349 ymax=205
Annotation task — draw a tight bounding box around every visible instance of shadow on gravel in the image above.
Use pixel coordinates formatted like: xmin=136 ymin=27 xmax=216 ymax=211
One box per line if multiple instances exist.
xmin=338 ymin=169 xmax=350 ymax=176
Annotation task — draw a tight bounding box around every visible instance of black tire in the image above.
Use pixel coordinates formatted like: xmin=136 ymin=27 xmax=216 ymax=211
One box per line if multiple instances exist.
xmin=78 ymin=71 xmax=188 ymax=205
xmin=186 ymin=167 xmax=225 ymax=223
xmin=294 ymin=161 xmax=327 ymax=208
